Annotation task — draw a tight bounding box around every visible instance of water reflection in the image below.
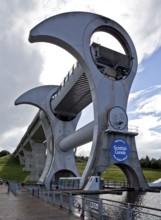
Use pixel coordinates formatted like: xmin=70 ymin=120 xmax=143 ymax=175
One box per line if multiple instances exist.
xmin=102 ymin=191 xmax=161 ymax=209
xmin=124 ymin=192 xmax=145 ymax=220
xmin=101 ymin=191 xmax=161 ymax=219
xmin=123 ymin=191 xmax=144 ymax=205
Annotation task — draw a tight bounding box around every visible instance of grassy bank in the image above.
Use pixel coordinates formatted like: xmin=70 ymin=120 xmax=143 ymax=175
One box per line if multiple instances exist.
xmin=77 ymin=163 xmax=161 ymax=182
xmin=0 ymin=155 xmax=29 ymax=183
xmin=0 ymin=156 xmax=160 ymax=183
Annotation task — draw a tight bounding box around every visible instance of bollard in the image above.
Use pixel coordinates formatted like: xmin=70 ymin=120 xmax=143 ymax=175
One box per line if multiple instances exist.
xmin=60 ymin=193 xmax=63 ymax=208
xmin=37 ymin=188 xmax=39 ymax=198
xmin=52 ymin=192 xmax=55 ymax=204
xmin=126 ymin=203 xmax=131 ymax=220
xmin=32 ymin=188 xmax=34 ymax=196
xmin=80 ymin=195 xmax=85 ymax=219
xmin=43 ymin=188 xmax=45 ymax=201
xmin=47 ymin=190 xmax=50 ymax=202
xmin=99 ymin=199 xmax=104 ymax=220
xmin=69 ymin=193 xmax=72 ymax=213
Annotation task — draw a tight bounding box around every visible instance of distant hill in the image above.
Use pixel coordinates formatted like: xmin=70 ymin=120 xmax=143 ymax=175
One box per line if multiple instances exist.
xmin=0 ymin=155 xmax=29 ymax=183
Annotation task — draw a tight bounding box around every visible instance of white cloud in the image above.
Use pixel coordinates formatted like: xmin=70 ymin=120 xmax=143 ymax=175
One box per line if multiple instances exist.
xmin=0 ymin=126 xmax=28 ymax=153
xmin=136 ymin=93 xmax=161 ymax=114
xmin=39 ymin=45 xmax=76 ymax=85
xmin=128 ymin=89 xmax=148 ymax=102
xmin=76 ymin=143 xmax=92 ymax=157
xmin=136 ymin=126 xmax=161 ymax=159
xmin=128 ymin=86 xmax=161 ymax=158
xmin=1 ymin=0 xmax=161 ymax=159
xmin=129 ymin=86 xmax=161 ymax=114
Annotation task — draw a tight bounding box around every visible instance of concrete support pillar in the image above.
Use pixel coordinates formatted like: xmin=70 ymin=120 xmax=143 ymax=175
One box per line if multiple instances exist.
xmin=29 ymin=139 xmax=46 ymax=182
xmin=22 ymin=149 xmax=32 ymax=172
xmin=38 ymin=111 xmax=53 ymax=184
xmin=18 ymin=154 xmax=25 ymax=165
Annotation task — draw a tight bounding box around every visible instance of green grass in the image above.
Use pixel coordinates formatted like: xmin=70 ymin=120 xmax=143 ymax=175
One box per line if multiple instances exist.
xmin=77 ymin=163 xmax=86 ymax=175
xmin=77 ymin=163 xmax=161 ymax=182
xmin=143 ymin=169 xmax=161 ymax=182
xmin=102 ymin=166 xmax=126 ymax=182
xmin=0 ymin=155 xmax=29 ymax=183
xmin=0 ymin=157 xmax=160 ymax=183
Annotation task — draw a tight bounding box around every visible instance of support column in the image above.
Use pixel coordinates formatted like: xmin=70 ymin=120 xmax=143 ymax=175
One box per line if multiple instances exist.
xmin=22 ymin=149 xmax=32 ymax=172
xmin=38 ymin=111 xmax=53 ymax=184
xmin=29 ymin=139 xmax=46 ymax=182
xmin=18 ymin=153 xmax=25 ymax=165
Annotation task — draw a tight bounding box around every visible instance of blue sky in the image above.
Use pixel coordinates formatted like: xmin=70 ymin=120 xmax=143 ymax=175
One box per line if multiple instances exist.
xmin=132 ymin=48 xmax=161 ymax=92
xmin=127 ymin=48 xmax=161 ymax=158
xmin=0 ymin=0 xmax=161 ymax=159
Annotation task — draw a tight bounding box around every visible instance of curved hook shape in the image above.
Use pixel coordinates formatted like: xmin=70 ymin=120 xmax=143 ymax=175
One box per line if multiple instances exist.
xmin=15 ymin=85 xmax=59 ymax=113
xmin=29 ymin=11 xmax=137 ymax=87
xmin=29 ymin=12 xmax=100 ymax=63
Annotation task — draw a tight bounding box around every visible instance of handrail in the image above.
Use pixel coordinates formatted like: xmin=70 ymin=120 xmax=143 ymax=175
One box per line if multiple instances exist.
xmin=52 ymin=62 xmax=79 ymax=100
xmin=27 ymin=185 xmax=161 ymax=219
xmin=128 ymin=125 xmax=139 ymax=133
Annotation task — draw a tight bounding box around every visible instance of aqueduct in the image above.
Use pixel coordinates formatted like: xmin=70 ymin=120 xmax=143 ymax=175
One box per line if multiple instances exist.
xmin=14 ymin=12 xmax=149 ymax=190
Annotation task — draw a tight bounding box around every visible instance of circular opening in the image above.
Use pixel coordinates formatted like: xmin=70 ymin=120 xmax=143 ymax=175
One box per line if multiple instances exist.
xmin=90 ymin=31 xmax=125 ymax=54
xmin=90 ymin=30 xmax=132 ymax=80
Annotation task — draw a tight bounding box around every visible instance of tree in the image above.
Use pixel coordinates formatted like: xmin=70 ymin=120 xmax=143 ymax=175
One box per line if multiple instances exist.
xmin=140 ymin=156 xmax=161 ymax=169
xmin=151 ymin=158 xmax=161 ymax=169
xmin=140 ymin=156 xmax=151 ymax=168
xmin=144 ymin=156 xmax=151 ymax=168
xmin=0 ymin=150 xmax=10 ymax=157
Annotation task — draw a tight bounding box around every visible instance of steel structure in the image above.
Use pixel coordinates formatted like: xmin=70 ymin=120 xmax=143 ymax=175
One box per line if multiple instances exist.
xmin=14 ymin=12 xmax=149 ymax=190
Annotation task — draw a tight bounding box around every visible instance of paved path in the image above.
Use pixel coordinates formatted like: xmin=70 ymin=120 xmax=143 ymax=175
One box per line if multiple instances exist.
xmin=0 ymin=185 xmax=80 ymax=220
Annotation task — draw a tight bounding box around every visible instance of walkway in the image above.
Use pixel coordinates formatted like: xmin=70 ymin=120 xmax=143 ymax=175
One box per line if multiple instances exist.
xmin=0 ymin=185 xmax=80 ymax=220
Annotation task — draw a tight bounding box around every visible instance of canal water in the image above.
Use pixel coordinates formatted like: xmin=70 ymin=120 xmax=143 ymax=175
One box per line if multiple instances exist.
xmin=87 ymin=191 xmax=161 ymax=219
xmin=101 ymin=190 xmax=161 ymax=209
xmin=84 ymin=191 xmax=161 ymax=219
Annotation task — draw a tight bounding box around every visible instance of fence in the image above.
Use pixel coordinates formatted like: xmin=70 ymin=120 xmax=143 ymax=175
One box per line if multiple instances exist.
xmin=52 ymin=62 xmax=80 ymax=100
xmin=27 ymin=186 xmax=161 ymax=220
xmin=8 ymin=181 xmax=21 ymax=194
xmin=103 ymin=181 xmax=128 ymax=189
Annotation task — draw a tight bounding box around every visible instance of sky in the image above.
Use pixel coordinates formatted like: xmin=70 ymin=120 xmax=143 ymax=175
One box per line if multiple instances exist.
xmin=0 ymin=0 xmax=161 ymax=159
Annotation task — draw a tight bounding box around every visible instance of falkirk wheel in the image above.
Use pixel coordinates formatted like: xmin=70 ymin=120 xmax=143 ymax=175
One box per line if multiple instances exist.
xmin=15 ymin=12 xmax=149 ymax=190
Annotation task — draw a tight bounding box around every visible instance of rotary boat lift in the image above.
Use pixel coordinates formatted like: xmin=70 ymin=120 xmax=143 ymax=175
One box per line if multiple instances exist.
xmin=15 ymin=12 xmax=149 ymax=190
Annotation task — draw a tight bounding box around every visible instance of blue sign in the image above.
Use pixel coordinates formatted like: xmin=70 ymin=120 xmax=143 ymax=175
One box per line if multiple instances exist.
xmin=110 ymin=139 xmax=130 ymax=162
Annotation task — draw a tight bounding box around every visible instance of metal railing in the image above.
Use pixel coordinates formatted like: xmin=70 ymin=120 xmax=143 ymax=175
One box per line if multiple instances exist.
xmin=52 ymin=62 xmax=79 ymax=100
xmin=8 ymin=181 xmax=21 ymax=194
xmin=27 ymin=186 xmax=161 ymax=220
xmin=103 ymin=181 xmax=128 ymax=189
xmin=128 ymin=125 xmax=139 ymax=134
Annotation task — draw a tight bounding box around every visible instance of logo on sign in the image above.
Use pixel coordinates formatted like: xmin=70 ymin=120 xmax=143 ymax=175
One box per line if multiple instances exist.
xmin=110 ymin=139 xmax=130 ymax=162
xmin=89 ymin=201 xmax=99 ymax=210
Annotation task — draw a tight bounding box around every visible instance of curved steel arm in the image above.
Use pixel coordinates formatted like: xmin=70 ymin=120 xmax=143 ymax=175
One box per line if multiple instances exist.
xmin=15 ymin=85 xmax=59 ymax=112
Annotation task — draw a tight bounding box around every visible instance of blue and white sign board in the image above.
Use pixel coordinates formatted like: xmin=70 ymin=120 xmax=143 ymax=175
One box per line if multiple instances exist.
xmin=110 ymin=139 xmax=130 ymax=162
